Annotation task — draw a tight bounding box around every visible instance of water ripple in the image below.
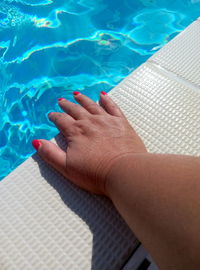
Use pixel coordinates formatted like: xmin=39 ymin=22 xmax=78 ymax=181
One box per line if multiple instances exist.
xmin=0 ymin=0 xmax=200 ymax=179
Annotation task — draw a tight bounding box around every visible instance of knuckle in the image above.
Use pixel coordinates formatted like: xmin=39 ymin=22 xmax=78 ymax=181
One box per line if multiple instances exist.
xmin=65 ymin=102 xmax=78 ymax=113
xmin=73 ymin=104 xmax=83 ymax=115
xmin=65 ymin=106 xmax=72 ymax=114
xmin=86 ymin=103 xmax=98 ymax=111
xmin=74 ymin=103 xmax=81 ymax=110
xmin=110 ymin=104 xmax=117 ymax=110
xmin=75 ymin=119 xmax=87 ymax=129
xmin=42 ymin=146 xmax=52 ymax=157
xmin=54 ymin=113 xmax=65 ymax=124
xmin=74 ymin=120 xmax=91 ymax=135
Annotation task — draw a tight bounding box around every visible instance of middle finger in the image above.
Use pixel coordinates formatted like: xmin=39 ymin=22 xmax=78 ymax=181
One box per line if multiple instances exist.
xmin=73 ymin=91 xmax=105 ymax=115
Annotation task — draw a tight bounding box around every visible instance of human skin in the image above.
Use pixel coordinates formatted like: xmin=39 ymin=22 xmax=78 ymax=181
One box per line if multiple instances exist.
xmin=33 ymin=92 xmax=200 ymax=270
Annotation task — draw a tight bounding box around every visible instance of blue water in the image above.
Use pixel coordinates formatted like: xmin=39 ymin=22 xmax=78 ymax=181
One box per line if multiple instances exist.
xmin=0 ymin=0 xmax=200 ymax=179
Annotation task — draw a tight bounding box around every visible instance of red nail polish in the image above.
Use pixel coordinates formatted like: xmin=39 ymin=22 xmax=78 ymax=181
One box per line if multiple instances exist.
xmin=101 ymin=91 xmax=107 ymax=95
xmin=74 ymin=91 xmax=80 ymax=96
xmin=58 ymin=98 xmax=65 ymax=101
xmin=48 ymin=112 xmax=54 ymax=117
xmin=32 ymin=140 xmax=41 ymax=150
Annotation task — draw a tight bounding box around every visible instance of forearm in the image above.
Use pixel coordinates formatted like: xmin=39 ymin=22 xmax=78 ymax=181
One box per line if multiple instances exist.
xmin=106 ymin=153 xmax=200 ymax=270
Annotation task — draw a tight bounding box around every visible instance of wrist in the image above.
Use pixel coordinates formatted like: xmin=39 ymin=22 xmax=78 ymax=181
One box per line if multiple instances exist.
xmin=103 ymin=152 xmax=139 ymax=198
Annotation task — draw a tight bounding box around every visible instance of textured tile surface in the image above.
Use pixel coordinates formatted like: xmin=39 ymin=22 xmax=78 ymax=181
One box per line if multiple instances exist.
xmin=150 ymin=20 xmax=200 ymax=87
xmin=1 ymin=19 xmax=200 ymax=270
xmin=0 ymin=148 xmax=138 ymax=270
xmin=110 ymin=63 xmax=200 ymax=156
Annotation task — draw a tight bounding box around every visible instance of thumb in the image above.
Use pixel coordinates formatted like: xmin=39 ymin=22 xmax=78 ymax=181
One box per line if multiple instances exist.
xmin=32 ymin=139 xmax=67 ymax=176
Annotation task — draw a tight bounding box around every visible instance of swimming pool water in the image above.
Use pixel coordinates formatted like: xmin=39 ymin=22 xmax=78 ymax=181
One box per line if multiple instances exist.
xmin=0 ymin=0 xmax=200 ymax=179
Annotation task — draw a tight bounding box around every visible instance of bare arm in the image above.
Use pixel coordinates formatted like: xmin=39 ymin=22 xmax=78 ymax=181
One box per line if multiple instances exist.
xmin=106 ymin=153 xmax=200 ymax=270
xmin=33 ymin=92 xmax=200 ymax=269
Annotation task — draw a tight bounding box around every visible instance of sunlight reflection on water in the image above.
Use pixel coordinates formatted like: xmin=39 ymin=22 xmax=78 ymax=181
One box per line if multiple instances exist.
xmin=0 ymin=0 xmax=200 ymax=179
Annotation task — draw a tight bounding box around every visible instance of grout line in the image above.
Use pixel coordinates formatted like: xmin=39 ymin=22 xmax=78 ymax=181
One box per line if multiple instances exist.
xmin=146 ymin=61 xmax=200 ymax=93
xmin=120 ymin=243 xmax=141 ymax=270
xmin=121 ymin=245 xmax=150 ymax=270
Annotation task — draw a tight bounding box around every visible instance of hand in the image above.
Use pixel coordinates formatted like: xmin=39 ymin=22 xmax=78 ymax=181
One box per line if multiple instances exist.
xmin=32 ymin=92 xmax=147 ymax=196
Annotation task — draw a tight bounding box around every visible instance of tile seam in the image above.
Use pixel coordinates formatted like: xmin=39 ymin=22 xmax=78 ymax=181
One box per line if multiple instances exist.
xmin=146 ymin=61 xmax=200 ymax=94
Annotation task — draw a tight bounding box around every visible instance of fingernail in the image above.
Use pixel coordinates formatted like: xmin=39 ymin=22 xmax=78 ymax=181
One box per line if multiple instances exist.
xmin=101 ymin=91 xmax=107 ymax=95
xmin=58 ymin=98 xmax=65 ymax=101
xmin=32 ymin=139 xmax=41 ymax=150
xmin=74 ymin=91 xmax=81 ymax=96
